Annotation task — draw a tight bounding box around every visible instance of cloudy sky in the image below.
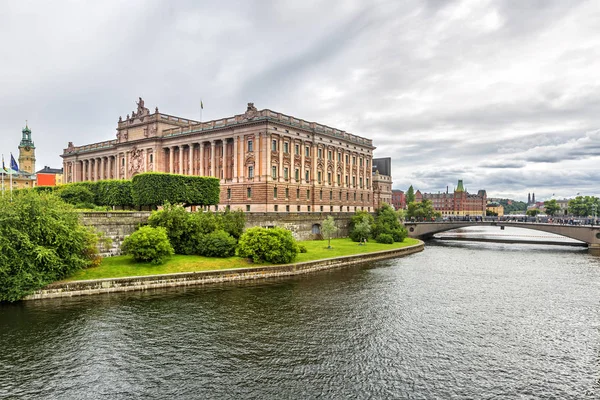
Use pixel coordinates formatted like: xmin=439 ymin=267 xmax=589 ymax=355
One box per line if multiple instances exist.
xmin=1 ymin=0 xmax=599 ymax=202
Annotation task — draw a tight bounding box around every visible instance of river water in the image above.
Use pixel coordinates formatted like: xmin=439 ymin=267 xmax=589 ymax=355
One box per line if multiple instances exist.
xmin=1 ymin=228 xmax=599 ymax=399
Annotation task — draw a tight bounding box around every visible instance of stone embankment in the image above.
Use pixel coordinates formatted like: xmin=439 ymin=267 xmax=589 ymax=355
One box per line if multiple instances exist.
xmin=25 ymin=242 xmax=423 ymax=300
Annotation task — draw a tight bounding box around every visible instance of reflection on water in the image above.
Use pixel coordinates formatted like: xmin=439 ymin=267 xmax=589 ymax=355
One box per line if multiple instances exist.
xmin=1 ymin=239 xmax=599 ymax=399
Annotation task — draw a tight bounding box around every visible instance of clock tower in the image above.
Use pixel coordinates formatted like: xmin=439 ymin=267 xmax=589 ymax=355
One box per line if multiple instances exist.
xmin=18 ymin=123 xmax=36 ymax=174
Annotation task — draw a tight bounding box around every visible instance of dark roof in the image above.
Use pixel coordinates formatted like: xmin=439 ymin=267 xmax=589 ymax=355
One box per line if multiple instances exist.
xmin=36 ymin=166 xmax=63 ymax=174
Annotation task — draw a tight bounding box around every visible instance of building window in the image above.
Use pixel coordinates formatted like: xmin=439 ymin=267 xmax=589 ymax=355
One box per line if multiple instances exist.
xmin=272 ymin=166 xmax=277 ymax=179
xmin=366 ymin=159 xmax=370 ymax=167
xmin=346 ymin=193 xmax=349 ymax=201
xmin=295 ymin=144 xmax=299 ymax=155
xmin=320 ymin=206 xmax=324 ymax=212
xmin=318 ymin=171 xmax=322 ymax=183
xmin=284 ymin=142 xmax=289 ymax=154
xmin=227 ymin=188 xmax=231 ymax=199
xmin=286 ymin=205 xmax=290 ymax=212
xmin=345 ymin=155 xmax=349 ymax=164
xmin=367 ymin=193 xmax=370 ymax=201
xmin=339 ymin=191 xmax=342 ymax=200
xmin=296 ymin=188 xmax=300 ymax=198
xmin=319 ymin=190 xmax=323 ymax=200
xmin=284 ymin=167 xmax=289 ymax=180
xmin=150 ymin=154 xmax=153 ymax=163
xmin=295 ymin=169 xmax=299 ymax=181
xmin=246 ymin=205 xmax=251 ymax=212
xmin=307 ymin=189 xmax=310 ymax=199
xmin=338 ymin=152 xmax=341 ymax=162
xmin=318 ymin=148 xmax=322 ymax=159
xmin=354 ymin=193 xmax=357 ymax=201
xmin=360 ymin=158 xmax=363 ymax=167
xmin=329 ymin=191 xmax=333 ymax=200
xmin=305 ymin=146 xmax=310 ymax=157
xmin=305 ymin=170 xmax=310 ymax=182
xmin=345 ymin=176 xmax=349 ymax=186
xmin=330 ymin=206 xmax=333 ymax=212
xmin=122 ymin=158 xmax=125 ymax=166
xmin=274 ymin=187 xmax=278 ymax=198
xmin=352 ymin=176 xmax=356 ymax=187
xmin=308 ymin=205 xmax=311 ymax=212
xmin=297 ymin=205 xmax=301 ymax=212
xmin=361 ymin=193 xmax=364 ymax=201
xmin=247 ymin=187 xmax=252 ymax=198
xmin=352 ymin=156 xmax=356 ymax=165
xmin=327 ymin=172 xmax=331 ymax=185
xmin=337 ymin=174 xmax=341 ymax=185
xmin=328 ymin=151 xmax=332 ymax=161
xmin=248 ymin=165 xmax=254 ymax=178
xmin=248 ymin=140 xmax=253 ymax=152
xmin=366 ymin=178 xmax=369 ymax=188
xmin=274 ymin=205 xmax=279 ymax=212
xmin=285 ymin=188 xmax=289 ymax=198
xmin=360 ymin=177 xmax=363 ymax=188
xmin=272 ymin=139 xmax=277 ymax=151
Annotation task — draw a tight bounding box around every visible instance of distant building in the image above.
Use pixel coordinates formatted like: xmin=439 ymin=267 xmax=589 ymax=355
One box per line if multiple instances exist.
xmin=486 ymin=201 xmax=504 ymax=216
xmin=391 ymin=189 xmax=405 ymax=210
xmin=1 ymin=124 xmax=37 ymax=191
xmin=36 ymin=166 xmax=64 ymax=186
xmin=372 ymin=157 xmax=393 ymax=208
xmin=415 ymin=179 xmax=487 ymax=217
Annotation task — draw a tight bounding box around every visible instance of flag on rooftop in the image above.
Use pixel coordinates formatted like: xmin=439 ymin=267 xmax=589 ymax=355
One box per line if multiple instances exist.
xmin=2 ymin=155 xmax=7 ymax=172
xmin=10 ymin=153 xmax=18 ymax=172
xmin=201 ymin=100 xmax=204 ymax=110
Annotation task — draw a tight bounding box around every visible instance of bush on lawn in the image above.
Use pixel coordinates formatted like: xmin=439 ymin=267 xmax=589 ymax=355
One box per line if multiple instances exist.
xmin=375 ymin=233 xmax=394 ymax=244
xmin=121 ymin=226 xmax=174 ymax=264
xmin=199 ymin=230 xmax=237 ymax=257
xmin=236 ymin=227 xmax=298 ymax=264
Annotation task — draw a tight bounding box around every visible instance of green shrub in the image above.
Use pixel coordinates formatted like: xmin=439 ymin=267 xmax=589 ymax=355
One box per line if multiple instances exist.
xmin=121 ymin=226 xmax=174 ymax=264
xmin=132 ymin=172 xmax=220 ymax=207
xmin=147 ymin=204 xmax=191 ymax=254
xmin=199 ymin=230 xmax=237 ymax=257
xmin=0 ymin=191 xmax=99 ymax=302
xmin=372 ymin=204 xmax=407 ymax=242
xmin=58 ymin=183 xmax=95 ymax=205
xmin=391 ymin=226 xmax=408 ymax=242
xmin=95 ymin=180 xmax=134 ymax=207
xmin=298 ymin=244 xmax=308 ymax=253
xmin=375 ymin=233 xmax=394 ymax=244
xmin=220 ymin=209 xmax=246 ymax=239
xmin=236 ymin=227 xmax=299 ymax=264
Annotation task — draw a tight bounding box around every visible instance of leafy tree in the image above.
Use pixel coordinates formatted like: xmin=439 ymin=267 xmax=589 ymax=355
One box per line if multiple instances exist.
xmin=568 ymin=196 xmax=600 ymax=217
xmin=495 ymin=198 xmax=527 ymax=214
xmin=372 ymin=203 xmax=407 ymax=242
xmin=486 ymin=210 xmax=498 ymax=216
xmin=220 ymin=209 xmax=246 ymax=240
xmin=148 ymin=203 xmax=192 ymax=254
xmin=321 ymin=216 xmax=338 ymax=248
xmin=0 ymin=191 xmax=99 ymax=302
xmin=526 ymin=209 xmax=541 ymax=216
xmin=57 ymin=183 xmax=95 ymax=206
xmin=237 ymin=227 xmax=299 ymax=264
xmin=406 ymin=185 xmax=416 ymax=204
xmin=349 ymin=210 xmax=375 ymax=242
xmin=543 ymin=199 xmax=560 ymax=216
xmin=406 ymin=199 xmax=440 ymax=221
xmin=376 ymin=233 xmax=394 ymax=244
xmin=121 ymin=226 xmax=174 ymax=264
xmin=353 ymin=215 xmax=372 ymax=244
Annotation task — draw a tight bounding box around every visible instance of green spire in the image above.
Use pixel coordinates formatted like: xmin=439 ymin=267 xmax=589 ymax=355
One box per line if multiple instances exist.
xmin=456 ymin=179 xmax=465 ymax=192
xmin=20 ymin=121 xmax=34 ymax=148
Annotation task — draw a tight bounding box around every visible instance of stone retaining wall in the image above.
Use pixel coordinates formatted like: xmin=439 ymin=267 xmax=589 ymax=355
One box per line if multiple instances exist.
xmin=24 ymin=242 xmax=423 ymax=300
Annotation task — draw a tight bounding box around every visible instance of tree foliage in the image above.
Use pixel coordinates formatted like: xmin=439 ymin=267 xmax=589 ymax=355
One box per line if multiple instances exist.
xmin=406 ymin=185 xmax=416 ymax=204
xmin=406 ymin=199 xmax=441 ymax=221
xmin=132 ymin=172 xmax=219 ymax=207
xmin=121 ymin=226 xmax=174 ymax=264
xmin=321 ymin=216 xmax=338 ymax=248
xmin=352 ymin=215 xmax=372 ymax=243
xmin=526 ymin=209 xmax=541 ymax=217
xmin=199 ymin=230 xmax=237 ymax=257
xmin=568 ymin=196 xmax=600 ymax=217
xmin=236 ymin=227 xmax=299 ymax=264
xmin=543 ymin=199 xmax=560 ymax=216
xmin=372 ymin=204 xmax=408 ymax=242
xmin=0 ymin=191 xmax=99 ymax=302
xmin=494 ymin=198 xmax=527 ymax=214
xmin=349 ymin=210 xmax=375 ymax=242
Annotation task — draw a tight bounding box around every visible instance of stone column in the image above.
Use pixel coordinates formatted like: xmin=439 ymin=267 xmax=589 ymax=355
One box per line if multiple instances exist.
xmin=211 ymin=140 xmax=216 ymax=177
xmin=233 ymin=136 xmax=238 ymax=181
xmin=189 ymin=144 xmax=194 ymax=175
xmin=178 ymin=146 xmax=183 ymax=174
xmin=266 ymin=134 xmax=271 ymax=182
xmin=199 ymin=142 xmax=204 ymax=176
xmin=312 ymin=143 xmax=318 ymax=185
xmin=278 ymin=138 xmax=283 ymax=182
xmin=123 ymin=152 xmax=128 ymax=179
xmin=169 ymin=147 xmax=174 ymax=174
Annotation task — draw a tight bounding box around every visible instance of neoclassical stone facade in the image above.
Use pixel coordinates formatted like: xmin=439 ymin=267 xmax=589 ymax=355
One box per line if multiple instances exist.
xmin=62 ymin=99 xmax=384 ymax=212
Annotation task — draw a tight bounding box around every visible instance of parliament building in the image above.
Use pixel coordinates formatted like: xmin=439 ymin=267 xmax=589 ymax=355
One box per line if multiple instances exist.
xmin=62 ymin=99 xmax=390 ymax=212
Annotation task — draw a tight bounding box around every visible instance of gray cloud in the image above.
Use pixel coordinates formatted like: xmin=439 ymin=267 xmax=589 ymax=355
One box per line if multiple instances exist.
xmin=1 ymin=0 xmax=599 ymax=202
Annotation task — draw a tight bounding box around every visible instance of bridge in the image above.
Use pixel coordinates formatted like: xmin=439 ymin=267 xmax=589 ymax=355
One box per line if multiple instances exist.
xmin=405 ymin=221 xmax=600 ymax=251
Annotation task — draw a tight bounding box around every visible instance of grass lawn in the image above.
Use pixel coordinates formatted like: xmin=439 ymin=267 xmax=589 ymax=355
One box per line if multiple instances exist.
xmin=64 ymin=237 xmax=421 ymax=282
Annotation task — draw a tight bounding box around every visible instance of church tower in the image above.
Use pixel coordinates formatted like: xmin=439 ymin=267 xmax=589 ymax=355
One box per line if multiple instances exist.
xmin=18 ymin=123 xmax=36 ymax=174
